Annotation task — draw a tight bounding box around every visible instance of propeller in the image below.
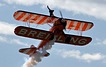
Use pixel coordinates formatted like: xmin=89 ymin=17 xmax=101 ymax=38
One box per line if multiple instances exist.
xmin=59 ymin=10 xmax=67 ymax=30
xmin=59 ymin=10 xmax=63 ymax=18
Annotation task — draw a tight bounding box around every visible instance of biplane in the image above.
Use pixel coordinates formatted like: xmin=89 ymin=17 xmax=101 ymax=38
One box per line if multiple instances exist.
xmin=13 ymin=6 xmax=94 ymax=57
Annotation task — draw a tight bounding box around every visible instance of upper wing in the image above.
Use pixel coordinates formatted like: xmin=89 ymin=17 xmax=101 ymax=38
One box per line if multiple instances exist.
xmin=13 ymin=10 xmax=93 ymax=31
xmin=65 ymin=19 xmax=93 ymax=31
xmin=19 ymin=48 xmax=37 ymax=55
xmin=13 ymin=10 xmax=57 ymax=24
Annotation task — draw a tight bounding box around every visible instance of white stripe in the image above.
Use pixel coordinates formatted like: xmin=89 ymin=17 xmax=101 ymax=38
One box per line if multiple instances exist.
xmin=85 ymin=23 xmax=92 ymax=31
xmin=28 ymin=14 xmax=37 ymax=22
xmin=19 ymin=13 xmax=29 ymax=21
xmin=66 ymin=20 xmax=71 ymax=28
xmin=34 ymin=16 xmax=44 ymax=24
xmin=78 ymin=23 xmax=85 ymax=31
xmin=14 ymin=12 xmax=23 ymax=19
xmin=71 ymin=21 xmax=78 ymax=30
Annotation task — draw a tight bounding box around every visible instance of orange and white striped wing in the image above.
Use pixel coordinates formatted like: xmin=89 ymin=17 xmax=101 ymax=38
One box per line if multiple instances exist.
xmin=66 ymin=20 xmax=94 ymax=31
xmin=13 ymin=10 xmax=93 ymax=31
xmin=19 ymin=48 xmax=37 ymax=55
xmin=13 ymin=10 xmax=58 ymax=24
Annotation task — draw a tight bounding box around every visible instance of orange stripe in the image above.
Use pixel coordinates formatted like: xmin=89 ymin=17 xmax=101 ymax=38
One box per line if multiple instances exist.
xmin=37 ymin=16 xmax=48 ymax=24
xmin=13 ymin=12 xmax=18 ymax=18
xmin=31 ymin=15 xmax=41 ymax=23
xmin=47 ymin=17 xmax=55 ymax=23
xmin=75 ymin=22 xmax=81 ymax=30
xmin=23 ymin=14 xmax=33 ymax=22
xmin=82 ymin=23 xmax=88 ymax=31
xmin=68 ymin=21 xmax=74 ymax=29
xmin=89 ymin=24 xmax=93 ymax=29
xmin=16 ymin=12 xmax=26 ymax=20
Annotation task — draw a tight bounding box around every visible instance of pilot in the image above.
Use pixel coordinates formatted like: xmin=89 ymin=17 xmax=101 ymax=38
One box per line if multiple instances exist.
xmin=51 ymin=18 xmax=67 ymax=34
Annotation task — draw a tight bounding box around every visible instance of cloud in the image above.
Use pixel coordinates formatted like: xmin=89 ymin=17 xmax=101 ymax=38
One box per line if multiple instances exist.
xmin=3 ymin=0 xmax=106 ymax=20
xmin=0 ymin=36 xmax=8 ymax=42
xmin=95 ymin=38 xmax=106 ymax=45
xmin=0 ymin=21 xmax=16 ymax=35
xmin=0 ymin=36 xmax=28 ymax=46
xmin=81 ymin=53 xmax=104 ymax=62
xmin=4 ymin=0 xmax=37 ymax=6
xmin=10 ymin=39 xmax=29 ymax=46
xmin=56 ymin=49 xmax=105 ymax=62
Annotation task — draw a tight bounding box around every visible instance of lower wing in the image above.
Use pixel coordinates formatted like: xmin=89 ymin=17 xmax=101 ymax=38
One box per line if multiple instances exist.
xmin=15 ymin=26 xmax=92 ymax=46
xmin=14 ymin=26 xmax=54 ymax=41
xmin=55 ymin=34 xmax=92 ymax=46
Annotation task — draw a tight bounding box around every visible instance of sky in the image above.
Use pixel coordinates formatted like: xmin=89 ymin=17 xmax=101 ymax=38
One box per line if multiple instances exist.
xmin=0 ymin=0 xmax=106 ymax=67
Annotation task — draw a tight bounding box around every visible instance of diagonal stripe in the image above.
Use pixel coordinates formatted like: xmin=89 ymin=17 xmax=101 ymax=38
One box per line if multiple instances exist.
xmin=82 ymin=23 xmax=88 ymax=31
xmin=32 ymin=15 xmax=41 ymax=23
xmin=47 ymin=17 xmax=57 ymax=23
xmin=67 ymin=21 xmax=74 ymax=29
xmin=14 ymin=12 xmax=19 ymax=18
xmin=29 ymin=14 xmax=38 ymax=23
xmin=43 ymin=17 xmax=51 ymax=24
xmin=37 ymin=16 xmax=48 ymax=24
xmin=19 ymin=13 xmax=29 ymax=21
xmin=14 ymin=12 xmax=23 ymax=20
xmin=66 ymin=20 xmax=70 ymax=28
xmin=78 ymin=23 xmax=84 ymax=31
xmin=16 ymin=12 xmax=26 ymax=20
xmin=23 ymin=13 xmax=33 ymax=22
xmin=71 ymin=21 xmax=78 ymax=30
xmin=85 ymin=23 xmax=92 ymax=31
xmin=75 ymin=22 xmax=81 ymax=30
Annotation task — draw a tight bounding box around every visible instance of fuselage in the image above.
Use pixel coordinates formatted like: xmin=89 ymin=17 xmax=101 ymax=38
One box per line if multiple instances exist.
xmin=37 ymin=18 xmax=65 ymax=50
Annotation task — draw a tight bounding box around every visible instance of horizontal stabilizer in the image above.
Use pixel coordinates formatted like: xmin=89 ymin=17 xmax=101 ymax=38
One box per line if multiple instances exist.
xmin=19 ymin=48 xmax=37 ymax=55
